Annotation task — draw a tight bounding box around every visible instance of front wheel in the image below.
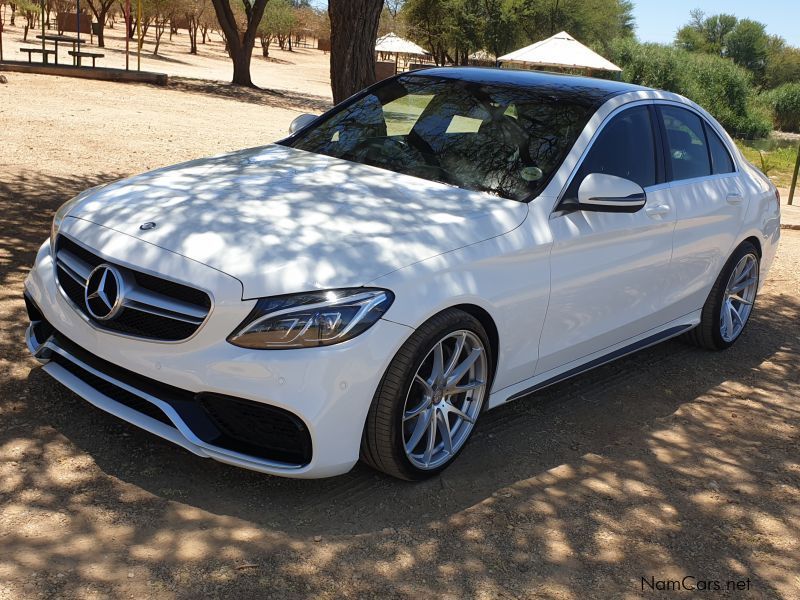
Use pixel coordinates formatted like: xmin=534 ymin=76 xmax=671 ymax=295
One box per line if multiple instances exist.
xmin=684 ymin=241 xmax=760 ymax=350
xmin=361 ymin=309 xmax=493 ymax=480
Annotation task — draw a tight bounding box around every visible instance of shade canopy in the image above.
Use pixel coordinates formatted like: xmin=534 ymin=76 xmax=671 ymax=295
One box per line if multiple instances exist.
xmin=375 ymin=33 xmax=428 ymax=56
xmin=498 ymin=31 xmax=621 ymax=72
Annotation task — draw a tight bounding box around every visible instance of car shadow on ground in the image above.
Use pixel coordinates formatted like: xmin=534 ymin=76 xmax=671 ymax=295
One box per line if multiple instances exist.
xmin=2 ymin=170 xmax=798 ymax=598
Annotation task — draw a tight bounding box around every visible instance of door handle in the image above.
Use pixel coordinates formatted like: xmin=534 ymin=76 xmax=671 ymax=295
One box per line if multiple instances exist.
xmin=645 ymin=204 xmax=671 ymax=217
xmin=726 ymin=193 xmax=744 ymax=205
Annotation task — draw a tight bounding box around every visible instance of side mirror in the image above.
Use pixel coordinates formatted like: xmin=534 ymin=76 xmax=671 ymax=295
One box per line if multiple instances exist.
xmin=577 ymin=173 xmax=646 ymax=213
xmin=289 ymin=113 xmax=318 ymax=134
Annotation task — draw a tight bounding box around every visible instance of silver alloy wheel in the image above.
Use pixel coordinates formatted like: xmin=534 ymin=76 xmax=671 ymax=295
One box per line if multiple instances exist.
xmin=720 ymin=253 xmax=759 ymax=342
xmin=402 ymin=330 xmax=488 ymax=470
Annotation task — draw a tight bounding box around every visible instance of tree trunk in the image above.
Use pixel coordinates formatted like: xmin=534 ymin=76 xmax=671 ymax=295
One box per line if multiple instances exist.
xmin=95 ymin=8 xmax=108 ymax=46
xmin=188 ymin=18 xmax=198 ymax=54
xmin=328 ymin=0 xmax=383 ymax=104
xmin=210 ymin=0 xmax=269 ymax=87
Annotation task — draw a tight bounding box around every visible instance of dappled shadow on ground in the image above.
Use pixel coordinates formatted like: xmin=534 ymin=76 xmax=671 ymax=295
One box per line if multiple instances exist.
xmin=0 ymin=169 xmax=798 ymax=598
xmin=167 ymin=76 xmax=332 ymax=114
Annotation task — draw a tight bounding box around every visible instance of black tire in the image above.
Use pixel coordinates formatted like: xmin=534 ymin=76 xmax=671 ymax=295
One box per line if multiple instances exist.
xmin=683 ymin=241 xmax=760 ymax=351
xmin=360 ymin=308 xmax=494 ymax=481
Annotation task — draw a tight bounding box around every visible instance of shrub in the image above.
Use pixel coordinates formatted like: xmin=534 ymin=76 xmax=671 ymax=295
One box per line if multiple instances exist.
xmin=761 ymin=83 xmax=800 ymax=132
xmin=608 ymin=38 xmax=772 ymax=138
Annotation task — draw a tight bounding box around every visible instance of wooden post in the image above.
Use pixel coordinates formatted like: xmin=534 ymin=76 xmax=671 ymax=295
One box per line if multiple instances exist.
xmin=136 ymin=0 xmax=141 ymax=71
xmin=40 ymin=0 xmax=45 ymax=51
xmin=76 ymin=0 xmax=81 ymax=57
xmin=789 ymin=143 xmax=799 ymax=206
xmin=125 ymin=0 xmax=130 ymax=70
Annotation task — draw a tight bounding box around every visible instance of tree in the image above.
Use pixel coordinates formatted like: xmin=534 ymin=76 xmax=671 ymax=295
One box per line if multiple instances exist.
xmin=402 ymin=0 xmax=450 ymax=65
xmin=16 ymin=0 xmax=37 ymax=41
xmin=328 ymin=0 xmax=384 ymax=104
xmin=150 ymin=0 xmax=174 ymax=55
xmin=183 ymin=0 xmax=210 ymax=54
xmin=725 ymin=19 xmax=769 ymax=82
xmin=258 ymin=0 xmax=293 ymax=58
xmin=765 ymin=43 xmax=800 ymax=89
xmin=675 ymin=10 xmax=737 ymax=55
xmin=403 ymin=0 xmax=633 ymax=66
xmin=210 ymin=0 xmax=270 ymax=86
xmin=86 ymin=0 xmax=115 ymax=47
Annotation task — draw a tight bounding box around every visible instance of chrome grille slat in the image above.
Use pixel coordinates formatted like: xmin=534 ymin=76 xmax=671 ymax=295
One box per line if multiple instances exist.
xmin=123 ymin=300 xmax=205 ymax=325
xmin=123 ymin=288 xmax=208 ymax=321
xmin=56 ymin=249 xmax=92 ymax=283
xmin=54 ymin=235 xmax=211 ymax=342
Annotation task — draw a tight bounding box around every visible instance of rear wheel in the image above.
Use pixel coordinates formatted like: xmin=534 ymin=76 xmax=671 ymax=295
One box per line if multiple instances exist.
xmin=361 ymin=309 xmax=493 ymax=480
xmin=684 ymin=241 xmax=760 ymax=350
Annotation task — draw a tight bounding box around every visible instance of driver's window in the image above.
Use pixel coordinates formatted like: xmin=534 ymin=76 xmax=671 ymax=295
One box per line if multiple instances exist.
xmin=565 ymin=105 xmax=657 ymax=200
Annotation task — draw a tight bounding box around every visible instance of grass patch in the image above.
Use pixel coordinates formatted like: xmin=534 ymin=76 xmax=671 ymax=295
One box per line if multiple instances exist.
xmin=735 ymin=139 xmax=799 ymax=188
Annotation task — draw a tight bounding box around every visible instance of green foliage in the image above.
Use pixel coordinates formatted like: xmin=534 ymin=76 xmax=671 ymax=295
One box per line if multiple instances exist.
xmin=673 ymin=11 xmax=774 ymax=86
xmin=401 ymin=0 xmax=634 ymax=65
xmin=259 ymin=0 xmax=295 ymax=37
xmin=609 ymin=38 xmax=772 ymax=138
xmin=510 ymin=0 xmax=635 ymax=53
xmin=761 ymin=83 xmax=800 ymax=132
xmin=725 ymin=19 xmax=769 ymax=80
xmin=765 ymin=45 xmax=800 ymax=89
xmin=675 ymin=10 xmax=737 ymax=55
xmin=736 ymin=139 xmax=799 ymax=187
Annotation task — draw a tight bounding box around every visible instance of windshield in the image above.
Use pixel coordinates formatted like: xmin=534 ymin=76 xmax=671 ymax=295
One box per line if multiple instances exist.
xmin=286 ymin=74 xmax=596 ymax=201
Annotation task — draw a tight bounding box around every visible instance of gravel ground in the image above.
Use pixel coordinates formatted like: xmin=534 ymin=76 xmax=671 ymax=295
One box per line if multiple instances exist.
xmin=1 ymin=72 xmax=799 ymax=600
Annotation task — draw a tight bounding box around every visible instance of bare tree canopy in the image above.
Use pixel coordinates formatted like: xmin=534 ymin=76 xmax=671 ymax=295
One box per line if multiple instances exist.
xmin=328 ymin=0 xmax=384 ymax=104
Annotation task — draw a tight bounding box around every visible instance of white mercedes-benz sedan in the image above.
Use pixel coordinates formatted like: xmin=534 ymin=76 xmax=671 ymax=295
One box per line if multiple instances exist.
xmin=24 ymin=68 xmax=780 ymax=479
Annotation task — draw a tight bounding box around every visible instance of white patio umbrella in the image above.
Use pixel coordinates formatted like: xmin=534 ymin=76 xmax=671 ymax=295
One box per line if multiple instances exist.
xmin=375 ymin=32 xmax=428 ymax=56
xmin=498 ymin=31 xmax=621 ymax=73
xmin=375 ymin=32 xmax=429 ymax=75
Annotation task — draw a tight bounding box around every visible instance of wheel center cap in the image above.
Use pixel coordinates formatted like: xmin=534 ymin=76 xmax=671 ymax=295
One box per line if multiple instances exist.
xmin=433 ymin=388 xmax=443 ymax=403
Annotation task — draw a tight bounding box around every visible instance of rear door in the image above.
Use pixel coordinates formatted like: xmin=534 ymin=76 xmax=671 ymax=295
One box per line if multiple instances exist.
xmin=537 ymin=103 xmax=678 ymax=375
xmin=655 ymin=104 xmax=747 ymax=319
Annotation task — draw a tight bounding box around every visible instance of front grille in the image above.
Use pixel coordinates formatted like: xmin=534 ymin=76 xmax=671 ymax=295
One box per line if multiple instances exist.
xmin=54 ymin=235 xmax=211 ymax=342
xmin=37 ymin=321 xmax=312 ymax=466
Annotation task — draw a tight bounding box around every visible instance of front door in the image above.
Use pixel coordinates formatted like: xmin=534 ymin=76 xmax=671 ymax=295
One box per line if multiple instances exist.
xmin=537 ymin=103 xmax=678 ymax=375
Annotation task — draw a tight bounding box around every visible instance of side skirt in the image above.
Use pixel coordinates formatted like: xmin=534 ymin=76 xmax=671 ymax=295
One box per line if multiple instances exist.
xmin=488 ymin=318 xmax=698 ymax=408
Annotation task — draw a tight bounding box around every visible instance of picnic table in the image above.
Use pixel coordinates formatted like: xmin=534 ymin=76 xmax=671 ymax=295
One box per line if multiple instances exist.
xmin=35 ymin=34 xmax=81 ymax=65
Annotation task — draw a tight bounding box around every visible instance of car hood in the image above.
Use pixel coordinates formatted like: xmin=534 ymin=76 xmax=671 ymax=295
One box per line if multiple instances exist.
xmin=69 ymin=145 xmax=528 ymax=298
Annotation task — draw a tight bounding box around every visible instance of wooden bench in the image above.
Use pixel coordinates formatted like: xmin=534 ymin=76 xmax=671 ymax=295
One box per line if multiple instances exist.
xmin=69 ymin=50 xmax=104 ymax=67
xmin=20 ymin=48 xmax=57 ymax=64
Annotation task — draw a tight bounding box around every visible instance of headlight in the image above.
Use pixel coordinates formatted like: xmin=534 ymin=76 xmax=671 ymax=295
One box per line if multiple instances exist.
xmin=227 ymin=288 xmax=394 ymax=349
xmin=50 ymin=195 xmax=84 ymax=254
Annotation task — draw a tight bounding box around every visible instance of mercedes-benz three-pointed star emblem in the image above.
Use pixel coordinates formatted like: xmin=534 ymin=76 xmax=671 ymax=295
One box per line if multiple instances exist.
xmin=84 ymin=264 xmax=125 ymax=321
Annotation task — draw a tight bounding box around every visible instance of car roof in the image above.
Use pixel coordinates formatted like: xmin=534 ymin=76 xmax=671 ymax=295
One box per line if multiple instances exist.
xmin=404 ymin=67 xmax=650 ymax=103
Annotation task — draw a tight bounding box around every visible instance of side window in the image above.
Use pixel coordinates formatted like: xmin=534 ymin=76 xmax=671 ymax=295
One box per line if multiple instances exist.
xmin=566 ymin=105 xmax=657 ymax=199
xmin=660 ymin=106 xmax=711 ymax=181
xmin=704 ymin=122 xmax=735 ymax=174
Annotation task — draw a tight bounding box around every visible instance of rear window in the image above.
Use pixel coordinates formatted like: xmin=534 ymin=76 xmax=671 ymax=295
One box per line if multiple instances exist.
xmin=704 ymin=122 xmax=736 ymax=174
xmin=287 ymin=75 xmax=597 ymax=201
xmin=660 ymin=106 xmax=712 ymax=181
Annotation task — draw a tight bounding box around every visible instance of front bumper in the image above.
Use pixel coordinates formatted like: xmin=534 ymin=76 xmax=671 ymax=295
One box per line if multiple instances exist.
xmin=24 ymin=233 xmax=412 ymax=478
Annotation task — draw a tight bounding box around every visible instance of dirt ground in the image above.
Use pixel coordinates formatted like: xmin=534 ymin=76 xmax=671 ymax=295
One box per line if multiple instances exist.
xmin=1 ymin=72 xmax=799 ymax=600
xmin=0 ymin=19 xmax=333 ymax=97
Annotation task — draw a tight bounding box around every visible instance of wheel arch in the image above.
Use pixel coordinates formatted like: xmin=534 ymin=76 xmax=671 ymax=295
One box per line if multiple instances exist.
xmin=450 ymin=303 xmax=500 ymax=382
xmin=741 ymin=235 xmax=762 ymax=258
